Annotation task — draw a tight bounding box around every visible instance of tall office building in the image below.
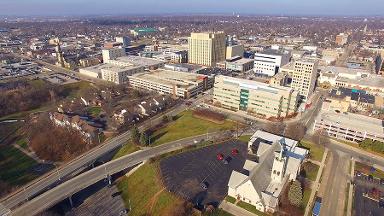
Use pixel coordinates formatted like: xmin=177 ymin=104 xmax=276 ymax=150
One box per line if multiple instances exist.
xmin=188 ymin=32 xmax=226 ymax=67
xmin=102 ymin=48 xmax=126 ymax=63
xmin=254 ymin=49 xmax=291 ymax=76
xmin=213 ymin=75 xmax=299 ymax=118
xmin=289 ymin=59 xmax=318 ymax=101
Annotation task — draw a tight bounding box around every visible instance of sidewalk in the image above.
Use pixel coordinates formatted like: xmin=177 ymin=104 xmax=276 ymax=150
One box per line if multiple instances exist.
xmin=219 ymin=201 xmax=258 ymax=216
xmin=304 ymin=149 xmax=329 ymax=216
xmin=12 ymin=143 xmax=46 ymax=164
xmin=346 ymin=159 xmax=355 ymax=216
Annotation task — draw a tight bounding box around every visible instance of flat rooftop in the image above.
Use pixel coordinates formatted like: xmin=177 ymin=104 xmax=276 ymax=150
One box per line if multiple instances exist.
xmin=113 ymin=56 xmax=165 ymax=67
xmin=131 ymin=69 xmax=208 ymax=89
xmin=81 ymin=63 xmax=142 ymax=73
xmin=317 ymin=111 xmax=384 ymax=135
xmin=319 ymin=66 xmax=370 ymax=75
xmin=228 ymin=58 xmax=254 ymax=65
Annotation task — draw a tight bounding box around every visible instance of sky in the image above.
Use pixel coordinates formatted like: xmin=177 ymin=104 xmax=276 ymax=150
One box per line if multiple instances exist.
xmin=0 ymin=0 xmax=383 ymax=17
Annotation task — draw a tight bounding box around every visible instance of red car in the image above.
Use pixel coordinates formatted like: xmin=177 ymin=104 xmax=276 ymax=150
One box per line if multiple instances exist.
xmin=217 ymin=153 xmax=224 ymax=160
xmin=231 ymin=149 xmax=239 ymax=156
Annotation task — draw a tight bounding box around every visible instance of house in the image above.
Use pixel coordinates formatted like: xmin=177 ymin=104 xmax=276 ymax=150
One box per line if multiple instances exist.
xmin=227 ymin=130 xmax=308 ymax=213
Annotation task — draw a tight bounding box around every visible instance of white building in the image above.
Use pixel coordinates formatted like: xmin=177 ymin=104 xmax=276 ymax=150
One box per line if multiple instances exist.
xmin=254 ymin=49 xmax=291 ymax=76
xmin=115 ymin=36 xmax=130 ymax=47
xmin=102 ymin=48 xmax=126 ymax=63
xmin=228 ymin=130 xmax=308 ymax=213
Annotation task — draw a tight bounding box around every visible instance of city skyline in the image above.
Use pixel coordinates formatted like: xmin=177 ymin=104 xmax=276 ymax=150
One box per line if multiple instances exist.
xmin=1 ymin=0 xmax=384 ymax=16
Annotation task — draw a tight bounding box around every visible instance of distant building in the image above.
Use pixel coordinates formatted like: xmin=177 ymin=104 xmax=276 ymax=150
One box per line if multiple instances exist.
xmin=104 ymin=42 xmax=124 ymax=49
xmin=226 ymin=45 xmax=244 ymax=59
xmin=79 ymin=57 xmax=100 ymax=68
xmin=253 ymin=49 xmax=291 ymax=76
xmin=228 ymin=130 xmax=308 ymax=213
xmin=286 ymin=59 xmax=318 ymax=101
xmin=130 ymin=28 xmax=158 ymax=37
xmin=188 ymin=32 xmax=226 ymax=67
xmin=313 ymin=110 xmax=384 ymax=142
xmin=129 ymin=69 xmax=214 ymax=99
xmin=115 ymin=36 xmax=131 ymax=47
xmin=213 ymin=75 xmax=299 ymax=118
xmin=335 ymin=33 xmax=349 ymax=46
xmin=102 ymin=48 xmax=125 ymax=63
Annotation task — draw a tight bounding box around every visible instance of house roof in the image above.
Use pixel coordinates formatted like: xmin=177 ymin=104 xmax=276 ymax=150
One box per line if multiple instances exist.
xmin=228 ymin=171 xmax=248 ymax=189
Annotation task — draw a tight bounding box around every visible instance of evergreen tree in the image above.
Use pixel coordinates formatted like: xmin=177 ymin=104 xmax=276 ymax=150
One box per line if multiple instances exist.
xmin=130 ymin=126 xmax=140 ymax=144
xmin=288 ymin=180 xmax=303 ymax=207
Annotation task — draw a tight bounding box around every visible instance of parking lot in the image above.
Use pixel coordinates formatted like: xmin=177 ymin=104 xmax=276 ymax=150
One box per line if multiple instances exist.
xmin=353 ymin=174 xmax=384 ymax=216
xmin=159 ymin=140 xmax=248 ymax=208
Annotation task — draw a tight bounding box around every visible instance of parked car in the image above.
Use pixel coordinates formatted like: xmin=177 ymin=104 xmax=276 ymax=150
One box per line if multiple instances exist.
xmin=368 ymin=175 xmax=374 ymax=181
xmin=217 ymin=153 xmax=224 ymax=161
xmin=231 ymin=148 xmax=239 ymax=156
xmin=200 ymin=181 xmax=209 ymax=190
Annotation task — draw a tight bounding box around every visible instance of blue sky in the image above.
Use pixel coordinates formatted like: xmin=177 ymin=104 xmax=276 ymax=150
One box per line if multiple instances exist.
xmin=0 ymin=0 xmax=383 ymax=16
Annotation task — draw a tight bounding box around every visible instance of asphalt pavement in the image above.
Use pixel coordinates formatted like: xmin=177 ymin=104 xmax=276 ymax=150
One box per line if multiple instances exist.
xmin=10 ymin=132 xmax=225 ymax=216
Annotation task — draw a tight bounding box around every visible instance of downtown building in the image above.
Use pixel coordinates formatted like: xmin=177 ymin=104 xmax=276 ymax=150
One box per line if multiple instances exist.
xmin=188 ymin=32 xmax=226 ymax=67
xmin=281 ymin=59 xmax=318 ymax=101
xmin=213 ymin=75 xmax=299 ymax=118
xmin=253 ymin=49 xmax=291 ymax=76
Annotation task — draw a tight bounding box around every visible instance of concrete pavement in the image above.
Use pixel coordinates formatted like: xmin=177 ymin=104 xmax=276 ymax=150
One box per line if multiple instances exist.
xmin=11 ymin=132 xmax=225 ymax=216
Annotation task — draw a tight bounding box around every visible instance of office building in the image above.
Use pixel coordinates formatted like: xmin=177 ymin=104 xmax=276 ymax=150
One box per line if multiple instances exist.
xmin=288 ymin=59 xmax=318 ymax=101
xmin=335 ymin=33 xmax=349 ymax=46
xmin=318 ymin=66 xmax=384 ymax=93
xmin=188 ymin=32 xmax=226 ymax=67
xmin=102 ymin=48 xmax=125 ymax=63
xmin=254 ymin=49 xmax=291 ymax=76
xmin=228 ymin=130 xmax=308 ymax=213
xmin=115 ymin=36 xmax=130 ymax=47
xmin=225 ymin=57 xmax=254 ymax=72
xmin=213 ymin=75 xmax=299 ymax=118
xmin=313 ymin=110 xmax=384 ymax=143
xmin=129 ymin=69 xmax=213 ymax=99
xmin=226 ymin=45 xmax=244 ymax=59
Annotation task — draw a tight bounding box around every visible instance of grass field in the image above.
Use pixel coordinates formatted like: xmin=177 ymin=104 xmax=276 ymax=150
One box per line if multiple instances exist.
xmin=0 ymin=146 xmax=38 ymax=186
xmin=16 ymin=139 xmax=29 ymax=150
xmin=299 ymin=140 xmax=325 ymax=162
xmin=117 ymin=162 xmax=182 ymax=216
xmin=302 ymin=161 xmax=320 ymax=182
xmin=204 ymin=209 xmax=234 ymax=216
xmin=225 ymin=196 xmax=236 ymax=204
xmin=112 ymin=142 xmax=140 ymax=160
xmin=355 ymin=161 xmax=384 ymax=179
xmin=237 ymin=201 xmax=268 ymax=216
xmin=238 ymin=135 xmax=251 ymax=143
xmin=150 ymin=110 xmax=236 ymax=146
xmin=301 ymin=187 xmax=312 ymax=210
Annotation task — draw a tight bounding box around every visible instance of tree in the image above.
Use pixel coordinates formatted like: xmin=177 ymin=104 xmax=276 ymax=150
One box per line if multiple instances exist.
xmin=288 ymin=180 xmax=303 ymax=207
xmin=130 ymin=126 xmax=140 ymax=144
xmin=264 ymin=122 xmax=286 ymax=135
xmin=310 ymin=129 xmax=330 ymax=147
xmin=285 ymin=122 xmax=306 ymax=141
xmin=140 ymin=132 xmax=149 ymax=146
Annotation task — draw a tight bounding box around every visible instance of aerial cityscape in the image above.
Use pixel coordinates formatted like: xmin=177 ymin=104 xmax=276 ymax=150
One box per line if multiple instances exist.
xmin=0 ymin=1 xmax=384 ymax=216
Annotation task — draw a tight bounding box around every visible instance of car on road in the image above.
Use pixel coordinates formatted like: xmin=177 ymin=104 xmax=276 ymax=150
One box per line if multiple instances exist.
xmin=356 ymin=171 xmax=362 ymax=177
xmin=119 ymin=209 xmax=128 ymax=216
xmin=368 ymin=175 xmax=374 ymax=181
xmin=379 ymin=198 xmax=384 ymax=208
xmin=217 ymin=153 xmax=224 ymax=161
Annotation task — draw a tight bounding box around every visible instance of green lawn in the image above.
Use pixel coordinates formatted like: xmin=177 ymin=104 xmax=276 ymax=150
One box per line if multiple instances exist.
xmin=0 ymin=146 xmax=38 ymax=186
xmin=237 ymin=201 xmax=268 ymax=216
xmin=302 ymin=161 xmax=320 ymax=182
xmin=299 ymin=140 xmax=325 ymax=162
xmin=238 ymin=135 xmax=251 ymax=143
xmin=58 ymin=81 xmax=96 ymax=99
xmin=150 ymin=110 xmax=236 ymax=146
xmin=87 ymin=106 xmax=102 ymax=117
xmin=355 ymin=161 xmax=384 ymax=179
xmin=16 ymin=139 xmax=29 ymax=150
xmin=225 ymin=196 xmax=236 ymax=204
xmin=112 ymin=142 xmax=140 ymax=160
xmin=117 ymin=162 xmax=181 ymax=216
xmin=301 ymin=187 xmax=312 ymax=209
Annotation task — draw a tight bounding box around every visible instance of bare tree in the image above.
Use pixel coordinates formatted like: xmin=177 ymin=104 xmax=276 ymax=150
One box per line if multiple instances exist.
xmin=263 ymin=122 xmax=286 ymax=136
xmin=285 ymin=122 xmax=306 ymax=141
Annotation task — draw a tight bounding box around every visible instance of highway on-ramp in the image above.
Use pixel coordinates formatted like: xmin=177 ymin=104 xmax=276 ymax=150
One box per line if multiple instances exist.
xmin=11 ymin=133 xmax=224 ymax=216
xmin=0 ymin=94 xmax=209 ymax=211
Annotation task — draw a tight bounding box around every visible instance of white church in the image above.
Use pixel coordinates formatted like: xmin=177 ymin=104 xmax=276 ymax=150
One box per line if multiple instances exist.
xmin=227 ymin=130 xmax=308 ymax=213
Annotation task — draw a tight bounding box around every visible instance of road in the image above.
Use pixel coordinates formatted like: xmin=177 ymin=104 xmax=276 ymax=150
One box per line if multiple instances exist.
xmin=0 ymin=93 xmax=209 ymax=211
xmin=11 ymin=132 xmax=225 ymax=216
